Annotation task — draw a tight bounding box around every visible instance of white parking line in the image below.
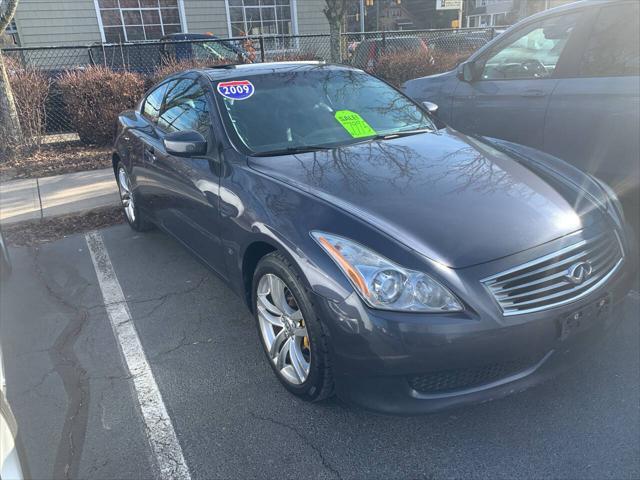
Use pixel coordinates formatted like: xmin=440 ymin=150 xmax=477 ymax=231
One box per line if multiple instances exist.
xmin=85 ymin=231 xmax=191 ymax=480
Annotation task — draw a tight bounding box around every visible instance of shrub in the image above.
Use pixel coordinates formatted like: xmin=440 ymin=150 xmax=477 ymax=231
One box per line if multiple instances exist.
xmin=4 ymin=56 xmax=51 ymax=152
xmin=58 ymin=66 xmax=145 ymax=145
xmin=372 ymin=50 xmax=473 ymax=87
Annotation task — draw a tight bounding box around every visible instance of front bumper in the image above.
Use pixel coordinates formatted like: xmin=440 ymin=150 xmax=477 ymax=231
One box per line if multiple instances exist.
xmin=312 ymin=228 xmax=637 ymax=415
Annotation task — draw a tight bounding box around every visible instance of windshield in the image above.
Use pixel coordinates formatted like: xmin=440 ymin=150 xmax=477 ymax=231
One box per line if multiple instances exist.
xmin=196 ymin=41 xmax=239 ymax=60
xmin=213 ymin=68 xmax=435 ymax=155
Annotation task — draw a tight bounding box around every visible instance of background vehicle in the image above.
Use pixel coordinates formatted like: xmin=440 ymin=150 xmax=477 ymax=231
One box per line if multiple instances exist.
xmin=351 ymin=37 xmax=429 ymax=70
xmin=1 ymin=346 xmax=25 ymax=480
xmin=403 ymin=0 xmax=640 ymax=234
xmin=426 ymin=31 xmax=491 ymax=54
xmin=112 ymin=62 xmax=635 ymax=413
xmin=159 ymin=33 xmax=250 ymax=64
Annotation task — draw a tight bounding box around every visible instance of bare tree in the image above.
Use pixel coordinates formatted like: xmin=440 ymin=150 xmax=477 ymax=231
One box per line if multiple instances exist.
xmin=0 ymin=0 xmax=23 ymax=161
xmin=323 ymin=0 xmax=350 ymax=63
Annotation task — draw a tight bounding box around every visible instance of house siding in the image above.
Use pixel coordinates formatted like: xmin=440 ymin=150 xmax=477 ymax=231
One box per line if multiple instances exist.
xmin=296 ymin=0 xmax=330 ymax=35
xmin=11 ymin=0 xmax=331 ymax=49
xmin=183 ymin=1 xmax=229 ymax=37
xmin=14 ymin=0 xmax=101 ymax=47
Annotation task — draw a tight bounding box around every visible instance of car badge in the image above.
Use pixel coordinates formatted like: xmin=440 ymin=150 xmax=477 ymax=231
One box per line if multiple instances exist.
xmin=565 ymin=261 xmax=593 ymax=285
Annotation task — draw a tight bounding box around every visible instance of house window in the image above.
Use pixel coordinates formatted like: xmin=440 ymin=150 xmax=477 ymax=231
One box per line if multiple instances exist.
xmin=475 ymin=0 xmax=500 ymax=7
xmin=226 ymin=0 xmax=296 ymax=39
xmin=95 ymin=0 xmax=185 ymax=43
xmin=5 ymin=20 xmax=19 ymax=45
xmin=493 ymin=12 xmax=507 ymax=26
xmin=467 ymin=12 xmax=506 ymax=27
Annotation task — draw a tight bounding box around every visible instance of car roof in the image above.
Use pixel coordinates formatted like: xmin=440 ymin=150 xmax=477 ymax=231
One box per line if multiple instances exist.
xmin=161 ymin=33 xmax=220 ymax=40
xmin=359 ymin=37 xmax=422 ymax=44
xmin=195 ymin=61 xmax=358 ymax=81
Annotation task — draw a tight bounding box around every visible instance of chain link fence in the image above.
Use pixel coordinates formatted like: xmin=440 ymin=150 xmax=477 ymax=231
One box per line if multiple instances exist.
xmin=1 ymin=28 xmax=499 ymax=143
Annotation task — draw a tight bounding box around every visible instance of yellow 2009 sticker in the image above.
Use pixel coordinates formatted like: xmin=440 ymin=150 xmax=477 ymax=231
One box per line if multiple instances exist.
xmin=334 ymin=110 xmax=376 ymax=138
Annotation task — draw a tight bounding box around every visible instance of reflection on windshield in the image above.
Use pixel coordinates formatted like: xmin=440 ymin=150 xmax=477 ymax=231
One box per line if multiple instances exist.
xmin=213 ymin=68 xmax=435 ymax=155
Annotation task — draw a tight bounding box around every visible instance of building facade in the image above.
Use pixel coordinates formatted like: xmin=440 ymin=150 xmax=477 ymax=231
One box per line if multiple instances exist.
xmin=465 ymin=0 xmax=575 ymax=27
xmin=8 ymin=0 xmax=580 ymax=48
xmin=11 ymin=0 xmax=331 ymax=47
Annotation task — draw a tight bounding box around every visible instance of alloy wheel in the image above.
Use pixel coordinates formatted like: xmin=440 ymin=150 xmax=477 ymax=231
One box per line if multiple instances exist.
xmin=118 ymin=167 xmax=136 ymax=224
xmin=256 ymin=273 xmax=311 ymax=385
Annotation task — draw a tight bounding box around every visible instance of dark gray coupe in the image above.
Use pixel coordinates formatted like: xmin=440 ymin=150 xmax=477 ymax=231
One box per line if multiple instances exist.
xmin=113 ymin=62 xmax=636 ymax=413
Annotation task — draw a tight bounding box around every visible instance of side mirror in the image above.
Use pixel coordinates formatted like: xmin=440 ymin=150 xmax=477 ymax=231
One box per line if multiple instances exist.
xmin=164 ymin=130 xmax=207 ymax=156
xmin=422 ymin=101 xmax=439 ymax=115
xmin=457 ymin=61 xmax=477 ymax=82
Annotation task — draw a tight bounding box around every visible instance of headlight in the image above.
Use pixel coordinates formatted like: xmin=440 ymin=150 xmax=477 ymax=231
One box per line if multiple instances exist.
xmin=311 ymin=232 xmax=463 ymax=312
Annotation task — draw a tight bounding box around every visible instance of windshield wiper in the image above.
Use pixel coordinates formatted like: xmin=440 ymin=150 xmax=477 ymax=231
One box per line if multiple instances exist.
xmin=381 ymin=128 xmax=433 ymax=138
xmin=254 ymin=145 xmax=329 ymax=157
xmin=254 ymin=129 xmax=433 ymax=156
xmin=345 ymin=128 xmax=432 ymax=147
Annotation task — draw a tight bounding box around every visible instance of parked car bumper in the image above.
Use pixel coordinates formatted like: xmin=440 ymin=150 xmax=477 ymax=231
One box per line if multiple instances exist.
xmin=313 ymin=228 xmax=637 ymax=415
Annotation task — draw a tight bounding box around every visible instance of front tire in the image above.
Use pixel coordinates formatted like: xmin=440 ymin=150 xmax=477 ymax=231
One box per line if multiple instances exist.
xmin=116 ymin=164 xmax=153 ymax=232
xmin=252 ymin=252 xmax=334 ymax=402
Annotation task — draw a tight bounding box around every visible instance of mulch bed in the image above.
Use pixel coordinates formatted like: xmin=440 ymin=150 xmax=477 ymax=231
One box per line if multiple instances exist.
xmin=3 ymin=206 xmax=124 ymax=247
xmin=0 ymin=142 xmax=112 ymax=181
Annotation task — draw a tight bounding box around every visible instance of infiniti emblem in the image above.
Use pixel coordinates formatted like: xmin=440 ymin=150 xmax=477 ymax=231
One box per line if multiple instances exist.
xmin=566 ymin=261 xmax=593 ymax=285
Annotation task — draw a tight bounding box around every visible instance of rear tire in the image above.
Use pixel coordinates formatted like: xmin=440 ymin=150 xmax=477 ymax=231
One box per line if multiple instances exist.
xmin=252 ymin=251 xmax=334 ymax=402
xmin=116 ymin=164 xmax=153 ymax=232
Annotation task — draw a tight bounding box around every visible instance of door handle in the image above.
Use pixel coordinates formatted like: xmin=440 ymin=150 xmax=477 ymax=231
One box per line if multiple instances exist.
xmin=520 ymin=90 xmax=546 ymax=98
xmin=220 ymin=202 xmax=238 ymax=219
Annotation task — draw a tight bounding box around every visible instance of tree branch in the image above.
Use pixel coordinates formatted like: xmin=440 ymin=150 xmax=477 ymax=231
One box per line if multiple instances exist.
xmin=0 ymin=0 xmax=19 ymax=35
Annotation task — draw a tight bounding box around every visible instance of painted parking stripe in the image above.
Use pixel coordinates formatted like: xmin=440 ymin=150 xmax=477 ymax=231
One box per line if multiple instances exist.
xmin=85 ymin=231 xmax=191 ymax=480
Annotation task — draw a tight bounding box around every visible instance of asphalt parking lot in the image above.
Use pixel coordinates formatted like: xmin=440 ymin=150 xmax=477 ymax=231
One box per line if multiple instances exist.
xmin=1 ymin=224 xmax=638 ymax=480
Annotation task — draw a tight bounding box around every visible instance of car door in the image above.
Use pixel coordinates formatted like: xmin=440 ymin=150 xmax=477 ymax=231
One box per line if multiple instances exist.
xmin=150 ymin=76 xmax=227 ymax=277
xmin=131 ymin=81 xmax=171 ymax=216
xmin=451 ymin=10 xmax=585 ymax=149
xmin=543 ymin=1 xmax=640 ymax=199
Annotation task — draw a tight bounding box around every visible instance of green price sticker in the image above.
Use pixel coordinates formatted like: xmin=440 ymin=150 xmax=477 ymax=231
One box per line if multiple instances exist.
xmin=334 ymin=110 xmax=376 ymax=138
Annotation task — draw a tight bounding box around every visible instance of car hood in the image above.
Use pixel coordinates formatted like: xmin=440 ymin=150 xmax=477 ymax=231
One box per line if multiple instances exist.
xmin=402 ymin=70 xmax=454 ymax=98
xmin=248 ymin=129 xmax=606 ymax=268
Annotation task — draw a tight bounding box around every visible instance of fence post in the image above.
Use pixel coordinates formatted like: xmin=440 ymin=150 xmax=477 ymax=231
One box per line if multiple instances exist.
xmin=381 ymin=30 xmax=387 ymax=55
xmin=258 ymin=36 xmax=265 ymax=63
xmin=490 ymin=27 xmax=496 ymax=40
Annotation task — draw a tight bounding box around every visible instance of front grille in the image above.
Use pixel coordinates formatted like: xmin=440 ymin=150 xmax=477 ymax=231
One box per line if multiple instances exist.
xmin=482 ymin=232 xmax=623 ymax=316
xmin=409 ymin=357 xmax=538 ymax=395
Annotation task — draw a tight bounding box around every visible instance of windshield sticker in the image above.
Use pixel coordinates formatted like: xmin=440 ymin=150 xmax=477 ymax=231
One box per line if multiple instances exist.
xmin=334 ymin=110 xmax=376 ymax=138
xmin=217 ymin=80 xmax=254 ymax=100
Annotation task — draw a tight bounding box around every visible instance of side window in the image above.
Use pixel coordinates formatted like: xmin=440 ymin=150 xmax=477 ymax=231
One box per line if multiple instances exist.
xmin=481 ymin=13 xmax=580 ymax=80
xmin=142 ymin=83 xmax=169 ymax=124
xmin=157 ymin=79 xmax=211 ymax=136
xmin=579 ymin=3 xmax=640 ymax=77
